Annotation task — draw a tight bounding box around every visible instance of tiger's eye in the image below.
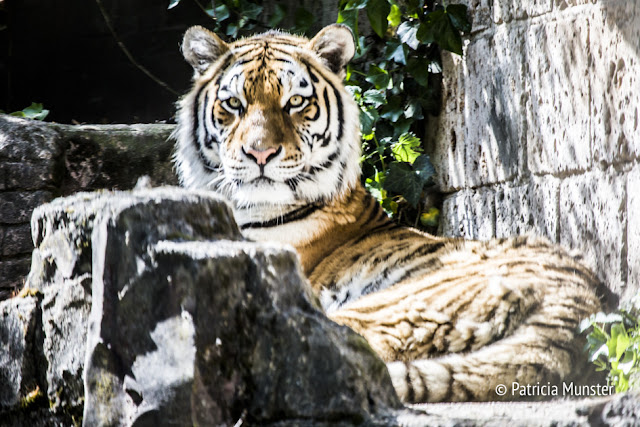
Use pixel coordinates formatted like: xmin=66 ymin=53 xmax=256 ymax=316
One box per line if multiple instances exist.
xmin=289 ymin=95 xmax=304 ymax=107
xmin=227 ymin=97 xmax=242 ymax=109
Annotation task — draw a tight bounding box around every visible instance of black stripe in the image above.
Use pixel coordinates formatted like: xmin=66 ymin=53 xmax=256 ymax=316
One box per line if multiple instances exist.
xmin=405 ymin=363 xmax=415 ymax=403
xmin=331 ymin=84 xmax=344 ymax=141
xmin=308 ymin=150 xmax=339 ymax=175
xmin=240 ymin=203 xmax=324 ymax=229
xmin=321 ymin=88 xmax=332 ymax=147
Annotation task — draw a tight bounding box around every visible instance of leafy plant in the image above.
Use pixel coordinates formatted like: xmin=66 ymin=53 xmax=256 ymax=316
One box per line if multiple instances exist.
xmin=170 ymin=0 xmax=471 ymax=228
xmin=1 ymin=102 xmax=49 ymax=120
xmin=581 ymin=310 xmax=640 ymax=392
xmin=339 ymin=0 xmax=470 ymax=227
xmin=170 ymin=0 xmax=314 ymax=37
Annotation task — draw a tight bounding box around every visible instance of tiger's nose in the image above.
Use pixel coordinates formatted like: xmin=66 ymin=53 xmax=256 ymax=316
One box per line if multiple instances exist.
xmin=242 ymin=146 xmax=282 ymax=165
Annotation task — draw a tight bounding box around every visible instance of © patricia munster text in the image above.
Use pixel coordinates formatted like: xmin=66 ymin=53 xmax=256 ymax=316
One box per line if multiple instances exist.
xmin=495 ymin=382 xmax=615 ymax=397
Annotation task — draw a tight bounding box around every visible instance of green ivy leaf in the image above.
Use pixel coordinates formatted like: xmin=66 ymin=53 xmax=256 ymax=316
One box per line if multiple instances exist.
xmin=362 ymin=89 xmax=386 ymax=108
xmin=11 ymin=103 xmax=49 ymax=120
xmin=380 ymin=95 xmax=403 ymax=122
xmin=387 ymin=3 xmax=402 ymax=27
xmin=213 ymin=4 xmax=230 ymax=21
xmin=367 ymin=0 xmax=390 ymax=38
xmin=397 ymin=21 xmax=420 ymax=50
xmin=268 ymin=4 xmax=288 ymax=28
xmin=365 ymin=172 xmax=386 ymax=201
xmin=384 ymin=40 xmax=407 ymax=65
xmin=406 ymin=57 xmax=430 ymax=87
xmin=168 ymin=0 xmax=181 ymax=9
xmin=614 ymin=324 xmax=631 ymax=361
xmin=292 ymin=7 xmax=314 ymax=34
xmin=413 ymin=154 xmax=436 ymax=185
xmin=365 ymin=65 xmax=391 ymax=89
xmin=619 ymin=351 xmax=636 ymax=375
xmin=384 ymin=162 xmax=422 ymax=207
xmin=391 ymin=132 xmax=421 ymax=163
xmin=226 ymin=22 xmax=239 ymax=37
xmin=420 ymin=207 xmax=440 ymax=227
xmin=419 ymin=10 xmax=463 ymax=55
xmin=360 ymin=106 xmax=379 ymax=136
xmin=404 ymin=98 xmax=423 ymax=120
xmin=337 ymin=8 xmax=359 ymax=38
xmin=446 ymin=4 xmax=471 ymax=33
xmin=437 ymin=15 xmax=463 ymax=55
xmin=344 ymin=0 xmax=369 ymax=9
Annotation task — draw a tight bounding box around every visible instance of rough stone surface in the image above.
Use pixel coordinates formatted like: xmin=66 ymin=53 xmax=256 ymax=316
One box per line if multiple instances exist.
xmin=50 ymin=123 xmax=177 ymax=194
xmin=439 ymin=187 xmax=496 ymax=240
xmin=0 ymin=116 xmax=178 ymax=300
xmin=0 ymin=116 xmax=62 ymax=164
xmin=494 ymin=176 xmax=560 ymax=241
xmin=41 ymin=279 xmax=91 ymax=411
xmin=0 ymin=296 xmax=41 ymax=409
xmin=627 ymin=165 xmax=640 ymax=308
xmin=77 ymin=188 xmax=398 ymax=425
xmin=524 ymin=15 xmax=592 ymax=175
xmin=428 ymin=0 xmax=640 ymax=306
xmin=559 ymin=169 xmax=627 ymax=298
xmin=464 ymin=27 xmax=524 ymax=188
xmin=2 ymin=224 xmax=34 ymax=257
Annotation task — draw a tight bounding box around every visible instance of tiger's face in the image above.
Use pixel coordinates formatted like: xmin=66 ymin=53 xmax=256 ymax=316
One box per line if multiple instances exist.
xmin=174 ymin=25 xmax=360 ymax=212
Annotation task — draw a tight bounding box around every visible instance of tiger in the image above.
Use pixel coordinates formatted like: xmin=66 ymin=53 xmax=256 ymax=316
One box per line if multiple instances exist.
xmin=172 ymin=23 xmax=604 ymax=403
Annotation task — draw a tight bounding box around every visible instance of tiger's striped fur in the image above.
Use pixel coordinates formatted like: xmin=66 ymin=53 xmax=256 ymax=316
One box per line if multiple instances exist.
xmin=173 ymin=24 xmax=603 ymax=403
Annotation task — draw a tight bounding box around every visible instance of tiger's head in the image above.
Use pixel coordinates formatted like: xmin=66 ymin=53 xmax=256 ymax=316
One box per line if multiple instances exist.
xmin=173 ymin=24 xmax=360 ymax=214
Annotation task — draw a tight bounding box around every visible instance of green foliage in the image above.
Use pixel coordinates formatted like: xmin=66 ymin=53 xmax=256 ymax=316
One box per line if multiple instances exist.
xmin=170 ymin=0 xmax=471 ymax=228
xmin=582 ymin=310 xmax=640 ymax=392
xmin=1 ymin=102 xmax=49 ymax=120
xmin=170 ymin=0 xmax=314 ymax=37
xmin=340 ymin=0 xmax=470 ymax=225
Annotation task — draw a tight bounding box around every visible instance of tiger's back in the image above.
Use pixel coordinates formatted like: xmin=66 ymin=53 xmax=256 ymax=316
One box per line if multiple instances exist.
xmin=173 ymin=24 xmax=603 ymax=403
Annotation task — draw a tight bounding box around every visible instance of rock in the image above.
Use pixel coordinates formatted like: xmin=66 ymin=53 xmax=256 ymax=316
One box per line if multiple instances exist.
xmin=0 ymin=296 xmax=42 ymax=410
xmin=18 ymin=187 xmax=400 ymax=425
xmin=0 ymin=116 xmax=178 ymax=300
xmin=0 ymin=116 xmax=62 ymax=164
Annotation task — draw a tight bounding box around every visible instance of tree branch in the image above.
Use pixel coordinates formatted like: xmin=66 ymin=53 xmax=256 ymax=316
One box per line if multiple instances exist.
xmin=94 ymin=0 xmax=179 ymax=96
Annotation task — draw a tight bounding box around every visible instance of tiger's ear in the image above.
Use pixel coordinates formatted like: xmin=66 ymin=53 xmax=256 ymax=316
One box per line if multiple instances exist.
xmin=182 ymin=26 xmax=229 ymax=75
xmin=308 ymin=24 xmax=355 ymax=77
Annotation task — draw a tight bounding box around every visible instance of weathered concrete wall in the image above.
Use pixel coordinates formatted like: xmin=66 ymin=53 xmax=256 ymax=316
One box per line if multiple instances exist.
xmin=428 ymin=0 xmax=640 ymax=306
xmin=0 ymin=116 xmax=177 ymax=299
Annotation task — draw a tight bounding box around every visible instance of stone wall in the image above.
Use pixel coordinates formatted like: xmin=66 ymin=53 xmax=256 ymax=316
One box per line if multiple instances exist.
xmin=0 ymin=116 xmax=177 ymax=299
xmin=428 ymin=0 xmax=640 ymax=306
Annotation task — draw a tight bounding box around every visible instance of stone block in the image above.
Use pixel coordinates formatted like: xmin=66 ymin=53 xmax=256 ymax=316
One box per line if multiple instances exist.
xmin=41 ymin=278 xmax=91 ymax=410
xmin=627 ymin=166 xmax=640 ymax=307
xmin=559 ymin=169 xmax=627 ymax=298
xmin=0 ymin=115 xmax=62 ymax=163
xmin=440 ymin=187 xmax=496 ymax=240
xmin=0 ymin=191 xmax=52 ymax=224
xmin=4 ymin=162 xmax=58 ymax=191
xmin=52 ymin=123 xmax=178 ymax=193
xmin=493 ymin=0 xmax=552 ymax=23
xmin=495 ymin=176 xmax=560 ymax=241
xmin=464 ymin=25 xmax=525 ymax=187
xmin=525 ymin=16 xmax=592 ymax=175
xmin=589 ymin=2 xmax=640 ymax=165
xmin=2 ymin=224 xmax=33 ymax=257
xmin=427 ymin=52 xmax=467 ymax=192
xmin=0 ymin=258 xmax=32 ymax=299
xmin=0 ymin=296 xmax=41 ymax=409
